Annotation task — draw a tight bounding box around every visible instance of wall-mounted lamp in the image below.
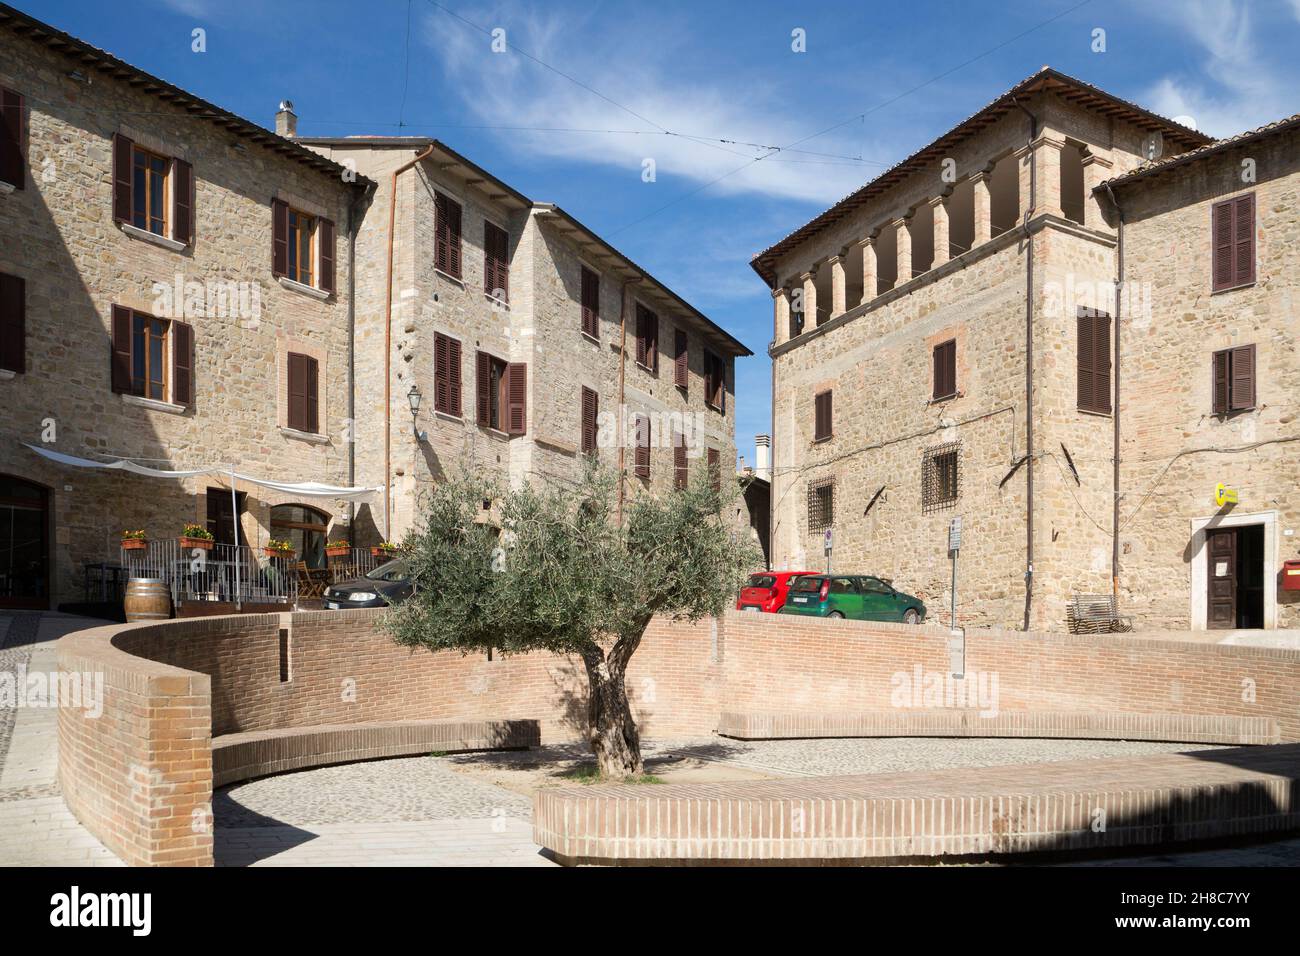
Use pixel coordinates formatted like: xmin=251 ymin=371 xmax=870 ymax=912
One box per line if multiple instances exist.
xmin=407 ymin=384 xmax=427 ymax=441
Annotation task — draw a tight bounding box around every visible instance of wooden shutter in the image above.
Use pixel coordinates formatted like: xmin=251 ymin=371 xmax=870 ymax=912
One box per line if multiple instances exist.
xmin=271 ymin=198 xmax=289 ymax=277
xmin=110 ymin=305 xmax=133 ymax=393
xmin=172 ymin=321 xmax=193 ymax=407
xmin=636 ymin=305 xmax=657 ymax=372
xmin=814 ymin=390 xmax=832 ymax=441
xmin=476 ymin=350 xmax=491 ymax=425
xmin=446 ymin=336 xmax=462 ymax=416
xmin=484 ymin=221 xmax=508 ymax=300
xmin=933 ymin=340 xmax=956 ymax=399
xmin=319 ymin=217 xmax=336 ymax=294
xmin=708 ymin=447 xmax=721 ymax=492
xmin=1230 ymin=344 xmax=1256 ymax=411
xmin=673 ymin=433 xmax=688 ymax=489
xmin=506 ymin=362 xmax=527 ymax=435
xmin=634 ymin=415 xmax=650 ymax=478
xmin=434 ymin=333 xmax=452 ymax=414
xmin=1076 ymin=312 xmax=1110 ymax=413
xmin=112 ymin=134 xmax=134 ymax=223
xmin=0 ymin=272 xmax=24 ymax=374
xmin=435 ymin=193 xmax=462 ymax=278
xmin=1212 ymin=349 xmax=1230 ymax=414
xmin=635 ymin=305 xmax=648 ymax=367
xmin=674 ymin=330 xmax=688 ymax=389
xmin=647 ymin=310 xmax=658 ymax=372
xmin=287 ymin=352 xmax=306 ymax=430
xmin=172 ymin=158 xmax=193 ymax=245
xmin=581 ymin=267 xmax=599 ymax=337
xmin=1212 ymin=194 xmax=1255 ymax=291
xmin=581 ymin=386 xmax=598 ymax=454
xmin=705 ymin=351 xmax=726 ymax=412
xmin=305 ymin=355 xmax=319 ymax=433
xmin=0 ymin=87 xmax=24 ymax=190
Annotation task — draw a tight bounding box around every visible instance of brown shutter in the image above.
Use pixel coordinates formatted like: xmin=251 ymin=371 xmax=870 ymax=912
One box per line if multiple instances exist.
xmin=172 ymin=321 xmax=193 ymax=407
xmin=476 ymin=350 xmax=491 ymax=425
xmin=1093 ymin=313 xmax=1111 ymax=413
xmin=447 ymin=336 xmax=462 ymax=417
xmin=675 ymin=330 xmax=688 ymax=389
xmin=506 ymin=362 xmax=527 ymax=435
xmin=484 ymin=221 xmax=508 ymax=300
xmin=581 ymin=267 xmax=599 ymax=337
xmin=634 ymin=415 xmax=650 ymax=478
xmin=306 ymin=355 xmax=319 ymax=433
xmin=0 ymin=272 xmax=24 ymax=374
xmin=933 ymin=340 xmax=957 ymax=399
xmin=1077 ymin=313 xmax=1096 ymax=412
xmin=110 ymin=305 xmax=133 ymax=393
xmin=1211 ymin=199 xmax=1232 ymax=291
xmin=112 ymin=134 xmax=134 ymax=223
xmin=271 ymin=198 xmax=289 ymax=277
xmin=1212 ymin=349 xmax=1230 ymax=414
xmin=815 ymin=390 xmax=832 ymax=441
xmin=0 ymin=87 xmax=24 ymax=190
xmin=1230 ymin=344 xmax=1255 ymax=411
xmin=435 ymin=193 xmax=463 ymax=278
xmin=708 ymin=447 xmax=721 ymax=492
xmin=172 ymin=158 xmax=193 ymax=245
xmin=648 ymin=311 xmax=658 ymax=372
xmin=319 ymin=217 xmax=336 ymax=294
xmin=635 ymin=305 xmax=648 ymax=367
xmin=673 ymin=433 xmax=687 ymax=489
xmin=581 ymin=386 xmax=598 ymax=454
xmin=434 ymin=333 xmax=450 ymax=413
xmin=287 ymin=352 xmax=305 ymax=430
xmin=1233 ymin=194 xmax=1255 ymax=287
xmin=705 ymin=351 xmax=726 ymax=412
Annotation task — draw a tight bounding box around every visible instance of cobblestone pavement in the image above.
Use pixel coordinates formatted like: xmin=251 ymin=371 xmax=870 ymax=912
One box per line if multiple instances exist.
xmin=0 ymin=613 xmax=39 ymax=777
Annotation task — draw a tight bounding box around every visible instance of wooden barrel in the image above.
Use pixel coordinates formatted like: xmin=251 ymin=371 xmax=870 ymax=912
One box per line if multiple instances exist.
xmin=124 ymin=577 xmax=172 ymax=622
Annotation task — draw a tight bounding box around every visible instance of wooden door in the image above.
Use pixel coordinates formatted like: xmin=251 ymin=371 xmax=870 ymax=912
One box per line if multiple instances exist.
xmin=1207 ymin=528 xmax=1237 ymax=629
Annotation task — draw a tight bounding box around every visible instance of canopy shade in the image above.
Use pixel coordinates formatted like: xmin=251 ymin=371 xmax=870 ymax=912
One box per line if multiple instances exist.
xmin=23 ymin=444 xmax=380 ymax=501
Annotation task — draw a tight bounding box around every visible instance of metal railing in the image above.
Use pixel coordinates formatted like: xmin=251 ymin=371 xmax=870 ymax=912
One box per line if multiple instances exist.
xmin=121 ymin=539 xmax=297 ymax=607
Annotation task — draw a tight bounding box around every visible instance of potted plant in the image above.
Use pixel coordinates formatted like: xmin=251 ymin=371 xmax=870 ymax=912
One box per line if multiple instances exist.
xmin=121 ymin=529 xmax=148 ymax=551
xmin=178 ymin=523 xmax=214 ymax=551
xmin=264 ymin=538 xmax=296 ymax=560
xmin=325 ymin=539 xmax=351 ymax=559
xmin=370 ymin=541 xmax=399 ymax=558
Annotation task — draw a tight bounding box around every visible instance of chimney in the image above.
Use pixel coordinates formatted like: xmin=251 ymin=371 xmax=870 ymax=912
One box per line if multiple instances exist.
xmin=275 ymin=99 xmax=297 ymax=138
xmin=755 ymin=434 xmax=771 ymax=482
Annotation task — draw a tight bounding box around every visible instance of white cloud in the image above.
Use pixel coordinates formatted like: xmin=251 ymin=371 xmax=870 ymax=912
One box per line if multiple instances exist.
xmin=155 ymin=0 xmax=212 ymax=16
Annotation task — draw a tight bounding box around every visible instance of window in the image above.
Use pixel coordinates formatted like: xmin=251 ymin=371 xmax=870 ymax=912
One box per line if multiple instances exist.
xmin=109 ymin=305 xmax=193 ymax=406
xmin=1 ymin=86 xmax=26 ymax=190
xmin=476 ymin=351 xmax=526 ymax=434
xmin=0 ymin=272 xmax=24 ymax=374
xmin=705 ymin=350 xmax=726 ymax=412
xmin=272 ymin=200 xmax=335 ymax=293
xmin=435 ymin=191 xmax=463 ymax=279
xmin=581 ymin=386 xmax=598 ymax=455
xmin=132 ymin=146 xmax=169 ymax=236
xmin=581 ymin=267 xmax=600 ymax=338
xmin=675 ymin=330 xmax=689 ymax=390
xmin=1076 ymin=309 xmax=1112 ymax=414
xmin=286 ymin=351 xmax=319 ymax=433
xmin=271 ymin=504 xmax=330 ymax=570
xmin=789 ymin=290 xmax=804 ymax=338
xmin=112 ymin=134 xmax=193 ymax=244
xmin=922 ymin=443 xmax=960 ymax=513
xmin=807 ymin=478 xmax=834 ymax=533
xmin=483 ymin=220 xmax=509 ymax=303
xmin=1212 ymin=193 xmax=1255 ymax=292
xmin=634 ymin=414 xmax=651 ymax=478
xmin=673 ymin=431 xmax=688 ymax=489
xmin=434 ymin=333 xmax=462 ymax=416
xmin=708 ymin=447 xmax=721 ymax=492
xmin=1213 ymin=344 xmax=1256 ymax=414
xmin=287 ymin=210 xmax=316 ymax=286
xmin=932 ymin=339 xmax=957 ymax=400
xmin=814 ymin=389 xmax=833 ymax=442
xmin=635 ymin=303 xmax=658 ymax=373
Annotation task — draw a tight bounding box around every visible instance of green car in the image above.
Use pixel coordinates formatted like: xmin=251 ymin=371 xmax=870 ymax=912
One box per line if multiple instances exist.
xmin=778 ymin=574 xmax=927 ymax=624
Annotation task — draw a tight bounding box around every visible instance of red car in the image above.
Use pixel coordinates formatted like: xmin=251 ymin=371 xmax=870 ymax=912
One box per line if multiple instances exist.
xmin=736 ymin=570 xmax=814 ymax=613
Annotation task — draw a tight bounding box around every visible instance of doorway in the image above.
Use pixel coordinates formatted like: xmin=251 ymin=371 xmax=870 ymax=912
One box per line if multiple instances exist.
xmin=0 ymin=475 xmax=50 ymax=609
xmin=206 ymin=488 xmax=247 ymax=546
xmin=1206 ymin=524 xmax=1265 ymax=629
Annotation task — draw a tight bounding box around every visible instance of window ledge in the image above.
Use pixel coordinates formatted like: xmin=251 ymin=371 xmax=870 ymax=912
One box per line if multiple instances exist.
xmin=485 ymin=293 xmax=510 ymax=310
xmin=479 ymin=425 xmax=510 ymax=441
xmin=434 ymin=409 xmax=464 ymax=423
xmin=581 ymin=331 xmax=600 ymax=346
xmin=1211 ymin=281 xmax=1257 ymax=295
xmin=928 ymin=391 xmax=963 ymax=405
xmin=0 ymin=368 xmax=17 ymax=380
xmin=435 ymin=269 xmax=465 ymax=287
xmin=0 ymin=181 xmax=15 ymax=195
xmin=120 ymin=222 xmax=187 ymax=253
xmin=705 ymin=401 xmax=724 ymax=414
xmin=280 ymin=425 xmax=329 ymax=444
xmin=1077 ymin=407 xmax=1113 ymax=419
xmin=277 ymin=275 xmax=330 ymax=300
xmin=636 ymin=362 xmax=658 ymax=376
xmin=122 ymin=394 xmax=186 ymax=414
xmin=812 ymin=435 xmax=833 ymax=445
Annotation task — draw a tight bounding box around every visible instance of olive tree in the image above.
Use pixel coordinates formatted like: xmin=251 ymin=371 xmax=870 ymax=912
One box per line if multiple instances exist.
xmin=382 ymin=462 xmax=757 ymax=778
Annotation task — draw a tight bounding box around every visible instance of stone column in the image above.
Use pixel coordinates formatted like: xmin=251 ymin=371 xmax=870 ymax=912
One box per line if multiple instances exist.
xmin=1032 ymin=134 xmax=1066 ymax=219
xmin=773 ymin=286 xmax=791 ymax=345
xmin=828 ymin=255 xmax=846 ymax=318
xmin=971 ymin=171 xmax=992 ymax=247
xmin=929 ymin=195 xmax=950 ymax=268
xmin=1015 ymin=144 xmax=1034 ymax=224
xmin=856 ymin=236 xmax=877 ymax=306
xmin=800 ymin=270 xmax=817 ymax=330
xmin=892 ymin=215 xmax=913 ymax=287
xmin=1080 ymin=149 xmax=1115 ymax=232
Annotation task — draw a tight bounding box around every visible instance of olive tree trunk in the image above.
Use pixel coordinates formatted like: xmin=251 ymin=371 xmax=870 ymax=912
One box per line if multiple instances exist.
xmin=582 ymin=627 xmax=647 ymax=778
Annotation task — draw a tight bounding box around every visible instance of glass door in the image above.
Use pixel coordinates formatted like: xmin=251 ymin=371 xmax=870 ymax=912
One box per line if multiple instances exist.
xmin=0 ymin=476 xmax=50 ymax=609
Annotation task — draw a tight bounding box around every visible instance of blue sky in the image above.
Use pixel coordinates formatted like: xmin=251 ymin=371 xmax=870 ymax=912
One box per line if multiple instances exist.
xmin=22 ymin=0 xmax=1300 ymax=461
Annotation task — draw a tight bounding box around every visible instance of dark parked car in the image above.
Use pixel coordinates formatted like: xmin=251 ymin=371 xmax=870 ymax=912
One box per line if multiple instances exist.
xmin=322 ymin=558 xmax=412 ymax=609
xmin=778 ymin=574 xmax=926 ymax=624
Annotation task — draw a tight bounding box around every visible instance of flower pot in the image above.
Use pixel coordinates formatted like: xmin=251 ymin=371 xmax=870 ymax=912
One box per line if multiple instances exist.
xmin=121 ymin=538 xmax=148 ymax=551
xmin=265 ymin=548 xmax=296 ymax=560
xmin=326 ymin=546 xmax=351 ymax=558
xmin=179 ymin=536 xmax=213 ymax=551
xmin=370 ymin=547 xmax=396 ymax=558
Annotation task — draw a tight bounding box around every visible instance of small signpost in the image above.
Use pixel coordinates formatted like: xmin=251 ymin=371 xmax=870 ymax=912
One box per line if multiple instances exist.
xmin=824 ymin=528 xmax=833 ymax=574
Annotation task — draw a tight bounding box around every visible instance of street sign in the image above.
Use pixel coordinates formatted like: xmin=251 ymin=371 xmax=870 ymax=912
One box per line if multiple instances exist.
xmin=948 ymin=516 xmax=962 ymax=553
xmin=1214 ymin=483 xmax=1239 ymax=507
xmin=823 ymin=528 xmax=833 ymax=553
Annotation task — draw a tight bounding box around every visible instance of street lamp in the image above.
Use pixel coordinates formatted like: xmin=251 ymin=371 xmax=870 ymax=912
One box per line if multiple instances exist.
xmin=407 ymin=384 xmax=427 ymax=441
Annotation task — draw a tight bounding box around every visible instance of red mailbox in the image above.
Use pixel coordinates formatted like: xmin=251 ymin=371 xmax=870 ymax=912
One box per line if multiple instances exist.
xmin=1283 ymin=560 xmax=1300 ymax=591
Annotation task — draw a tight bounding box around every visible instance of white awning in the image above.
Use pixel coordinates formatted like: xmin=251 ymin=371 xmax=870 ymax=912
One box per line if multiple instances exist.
xmin=23 ymin=443 xmax=380 ymax=501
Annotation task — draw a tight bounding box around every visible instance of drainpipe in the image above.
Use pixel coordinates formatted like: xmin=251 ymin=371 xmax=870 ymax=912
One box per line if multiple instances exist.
xmin=615 ymin=275 xmax=642 ymax=526
xmin=1105 ymin=182 xmax=1124 ymax=600
xmin=769 ymin=319 xmax=777 ymax=570
xmin=383 ymin=143 xmax=435 ymax=539
xmin=346 ymin=178 xmax=375 ymax=547
xmin=1012 ymin=95 xmax=1037 ymax=632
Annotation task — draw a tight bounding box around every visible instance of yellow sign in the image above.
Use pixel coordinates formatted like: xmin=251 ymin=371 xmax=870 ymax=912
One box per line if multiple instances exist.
xmin=1214 ymin=483 xmax=1239 ymax=507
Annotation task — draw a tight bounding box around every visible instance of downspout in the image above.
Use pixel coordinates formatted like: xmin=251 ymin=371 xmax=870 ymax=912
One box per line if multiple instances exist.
xmin=1012 ymin=95 xmax=1037 ymax=632
xmin=1105 ymin=182 xmax=1124 ymax=600
xmin=383 ymin=143 xmax=434 ymax=539
xmin=769 ymin=325 xmax=777 ymax=571
xmin=615 ymin=275 xmax=642 ymax=526
xmin=346 ymin=178 xmax=375 ymax=547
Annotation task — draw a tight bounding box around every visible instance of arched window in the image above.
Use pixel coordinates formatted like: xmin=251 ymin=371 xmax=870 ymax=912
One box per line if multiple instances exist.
xmin=0 ymin=475 xmax=49 ymax=609
xmin=270 ymin=504 xmax=330 ymax=569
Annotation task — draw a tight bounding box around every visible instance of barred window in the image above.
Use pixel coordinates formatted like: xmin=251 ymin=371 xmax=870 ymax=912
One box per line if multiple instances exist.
xmin=921 ymin=443 xmax=960 ymax=514
xmin=807 ymin=478 xmax=834 ymax=533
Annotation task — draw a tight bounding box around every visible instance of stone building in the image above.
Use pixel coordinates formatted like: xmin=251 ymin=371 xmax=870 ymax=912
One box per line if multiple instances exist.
xmin=754 ymin=67 xmax=1298 ymax=633
xmin=296 ymin=135 xmax=748 ymax=542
